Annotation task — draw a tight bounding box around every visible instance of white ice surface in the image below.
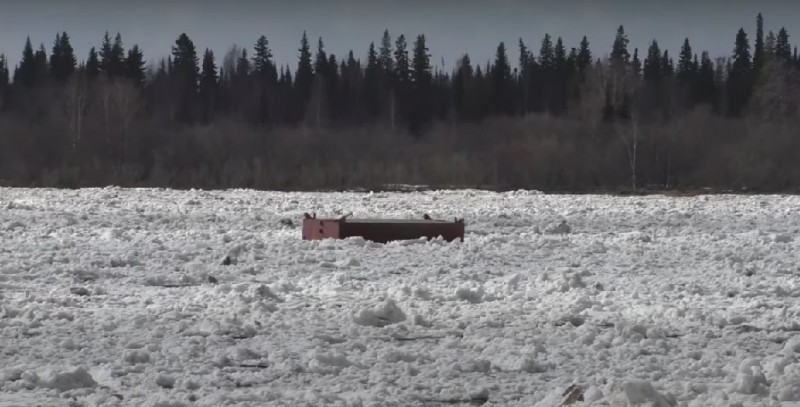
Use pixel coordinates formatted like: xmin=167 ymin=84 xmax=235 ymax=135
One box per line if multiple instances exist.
xmin=3 ymin=188 xmax=800 ymax=406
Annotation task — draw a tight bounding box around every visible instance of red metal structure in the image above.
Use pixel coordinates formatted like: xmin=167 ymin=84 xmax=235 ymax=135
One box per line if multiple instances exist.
xmin=302 ymin=213 xmax=465 ymax=243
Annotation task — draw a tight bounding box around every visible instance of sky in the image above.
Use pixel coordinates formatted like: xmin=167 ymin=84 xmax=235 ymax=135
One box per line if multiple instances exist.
xmin=1 ymin=0 xmax=798 ymax=73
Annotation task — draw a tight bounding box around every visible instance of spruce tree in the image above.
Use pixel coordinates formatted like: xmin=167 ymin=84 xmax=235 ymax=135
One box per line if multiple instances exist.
xmin=492 ymin=41 xmax=513 ymax=115
xmin=411 ymin=34 xmax=433 ymax=129
xmin=379 ymin=29 xmax=394 ymax=77
xmin=252 ymin=35 xmax=276 ymax=83
xmin=677 ymin=38 xmax=694 ymax=84
xmin=364 ymin=41 xmax=381 ymax=120
xmin=765 ymin=31 xmax=777 ymax=58
xmin=86 ymin=47 xmax=100 ymax=78
xmin=644 ymin=40 xmax=662 ymax=83
xmin=34 ymin=44 xmax=48 ymax=83
xmin=199 ymin=48 xmax=218 ymax=123
xmin=453 ymin=54 xmax=473 ymax=120
xmin=577 ymin=36 xmax=592 ymax=73
xmin=552 ymin=37 xmax=568 ymax=114
xmin=610 ymin=25 xmax=630 ymax=68
xmin=631 ymin=48 xmax=641 ymax=77
xmin=0 ymin=54 xmax=9 ymax=90
xmin=753 ymin=13 xmax=765 ymax=75
xmin=125 ymin=45 xmax=146 ymax=87
xmin=727 ymin=28 xmax=753 ymax=116
xmin=171 ymin=33 xmax=200 ymax=123
xmin=696 ymin=51 xmax=716 ymax=108
xmin=776 ymin=28 xmax=791 ymax=63
xmin=294 ymin=31 xmax=314 ymax=104
xmin=17 ymin=37 xmax=36 ymax=87
xmin=314 ymin=37 xmax=328 ymax=77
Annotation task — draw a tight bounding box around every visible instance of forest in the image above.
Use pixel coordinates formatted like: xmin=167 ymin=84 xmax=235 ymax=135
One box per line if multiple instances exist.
xmin=0 ymin=13 xmax=799 ymax=192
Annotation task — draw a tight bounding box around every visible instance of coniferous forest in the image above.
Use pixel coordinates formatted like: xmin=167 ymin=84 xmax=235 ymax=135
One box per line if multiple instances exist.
xmin=1 ymin=14 xmax=799 ymax=192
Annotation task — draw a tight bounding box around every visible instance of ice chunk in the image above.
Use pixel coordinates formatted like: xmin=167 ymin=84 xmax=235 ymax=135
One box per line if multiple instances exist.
xmin=354 ymin=299 xmax=407 ymax=328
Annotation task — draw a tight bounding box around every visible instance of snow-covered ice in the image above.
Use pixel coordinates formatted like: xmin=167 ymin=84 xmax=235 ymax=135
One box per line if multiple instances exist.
xmin=3 ymin=187 xmax=800 ymax=406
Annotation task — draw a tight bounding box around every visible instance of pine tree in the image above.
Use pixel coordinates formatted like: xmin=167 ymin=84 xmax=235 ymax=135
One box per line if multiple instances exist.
xmin=727 ymin=28 xmax=753 ymax=116
xmin=393 ymin=34 xmax=410 ymax=86
xmin=695 ymin=51 xmax=716 ymax=108
xmin=776 ymin=28 xmax=791 ymax=63
xmin=49 ymin=32 xmax=77 ymax=81
xmin=410 ymin=34 xmax=433 ymax=129
xmin=0 ymin=54 xmax=9 ymax=90
xmin=199 ymin=48 xmax=218 ymax=123
xmin=379 ymin=29 xmax=394 ymax=78
xmin=125 ymin=45 xmax=146 ymax=87
xmin=611 ymin=25 xmax=630 ymax=67
xmin=661 ymin=50 xmax=674 ymax=77
xmin=552 ymin=37 xmax=568 ymax=114
xmin=453 ymin=54 xmax=473 ymax=120
xmin=86 ymin=47 xmax=100 ymax=78
xmin=677 ymin=38 xmax=694 ymax=84
xmin=577 ymin=36 xmax=592 ymax=73
xmin=539 ymin=33 xmax=555 ymax=71
xmin=765 ymin=31 xmax=777 ymax=59
xmin=518 ymin=38 xmax=532 ymax=113
xmin=34 ymin=44 xmax=48 ymax=83
xmin=294 ymin=31 xmax=314 ymax=107
xmin=100 ymin=32 xmax=126 ymax=78
xmin=16 ymin=37 xmax=37 ymax=87
xmin=631 ymin=48 xmax=642 ymax=77
xmin=252 ymin=35 xmax=276 ymax=82
xmin=492 ymin=41 xmax=513 ymax=115
xmin=364 ymin=41 xmax=381 ymax=120
xmin=171 ymin=33 xmax=200 ymax=123
xmin=314 ymin=37 xmax=328 ymax=76
xmin=644 ymin=40 xmax=662 ymax=83
xmin=753 ymin=13 xmax=765 ymax=75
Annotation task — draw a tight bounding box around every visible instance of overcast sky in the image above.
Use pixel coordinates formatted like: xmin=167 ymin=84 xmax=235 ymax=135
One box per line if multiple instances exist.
xmin=1 ymin=0 xmax=797 ymax=72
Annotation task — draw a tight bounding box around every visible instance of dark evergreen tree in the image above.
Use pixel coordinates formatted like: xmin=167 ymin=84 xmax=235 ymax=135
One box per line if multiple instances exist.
xmin=252 ymin=35 xmax=278 ymax=125
xmin=0 ymin=54 xmax=9 ymax=99
xmin=661 ymin=50 xmax=674 ymax=77
xmin=753 ymin=13 xmax=765 ymax=75
xmin=34 ymin=44 xmax=48 ymax=83
xmin=677 ymin=38 xmax=694 ymax=84
xmin=539 ymin=34 xmax=555 ymax=113
xmin=100 ymin=32 xmax=126 ymax=78
xmin=252 ymin=35 xmax=276 ymax=82
xmin=15 ymin=37 xmax=37 ymax=87
xmin=50 ymin=32 xmax=76 ymax=81
xmin=364 ymin=41 xmax=382 ymax=120
xmin=610 ymin=25 xmax=630 ymax=68
xmin=776 ymin=28 xmax=791 ymax=63
xmin=293 ymin=31 xmax=314 ymax=122
xmin=765 ymin=30 xmax=777 ymax=58
xmin=643 ymin=40 xmax=662 ymax=83
xmin=492 ymin=41 xmax=514 ymax=115
xmin=410 ymin=34 xmax=433 ymax=130
xmin=393 ymin=34 xmax=411 ymax=127
xmin=577 ymin=36 xmax=592 ymax=73
xmin=86 ymin=47 xmax=100 ymax=78
xmin=379 ymin=29 xmax=394 ymax=78
xmin=125 ymin=45 xmax=146 ymax=87
xmin=199 ymin=48 xmax=218 ymax=123
xmin=695 ymin=51 xmax=717 ymax=108
xmin=518 ymin=38 xmax=532 ymax=113
xmin=727 ymin=28 xmax=753 ymax=116
xmin=453 ymin=54 xmax=473 ymax=120
xmin=631 ymin=48 xmax=642 ymax=75
xmin=552 ymin=37 xmax=568 ymax=114
xmin=393 ymin=34 xmax=410 ymax=87
xmin=170 ymin=33 xmax=200 ymax=123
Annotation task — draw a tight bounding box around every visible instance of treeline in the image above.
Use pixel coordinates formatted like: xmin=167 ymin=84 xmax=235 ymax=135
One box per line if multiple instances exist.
xmin=0 ymin=13 xmax=799 ymax=192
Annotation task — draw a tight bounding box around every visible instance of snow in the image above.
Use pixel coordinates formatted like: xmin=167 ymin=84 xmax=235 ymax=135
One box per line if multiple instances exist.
xmin=2 ymin=187 xmax=800 ymax=406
